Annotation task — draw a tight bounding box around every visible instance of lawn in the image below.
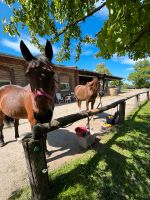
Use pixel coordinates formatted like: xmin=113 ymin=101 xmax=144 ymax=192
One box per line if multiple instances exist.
xmin=10 ymin=100 xmax=150 ymax=200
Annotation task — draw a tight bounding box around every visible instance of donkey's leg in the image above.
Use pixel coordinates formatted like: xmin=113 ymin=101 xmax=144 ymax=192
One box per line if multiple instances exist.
xmin=0 ymin=112 xmax=4 ymax=147
xmin=90 ymin=100 xmax=96 ymax=120
xmin=91 ymin=100 xmax=95 ymax=110
xmin=77 ymin=100 xmax=82 ymax=112
xmin=86 ymin=101 xmax=89 ymax=111
xmin=14 ymin=119 xmax=19 ymax=139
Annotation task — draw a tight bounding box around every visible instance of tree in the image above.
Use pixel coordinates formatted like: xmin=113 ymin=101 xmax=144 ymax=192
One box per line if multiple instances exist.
xmin=128 ymin=60 xmax=150 ymax=88
xmin=96 ymin=63 xmax=112 ymax=75
xmin=2 ymin=0 xmax=150 ymax=61
xmin=109 ymin=80 xmax=122 ymax=88
xmin=122 ymin=83 xmax=135 ymax=90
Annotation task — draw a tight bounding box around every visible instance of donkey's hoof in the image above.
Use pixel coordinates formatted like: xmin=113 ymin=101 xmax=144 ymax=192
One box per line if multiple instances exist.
xmin=45 ymin=150 xmax=52 ymax=157
xmin=0 ymin=141 xmax=5 ymax=147
xmin=17 ymin=137 xmax=23 ymax=144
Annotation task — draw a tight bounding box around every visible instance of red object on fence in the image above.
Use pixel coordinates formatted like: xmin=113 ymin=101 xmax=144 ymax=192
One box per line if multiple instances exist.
xmin=75 ymin=126 xmax=88 ymax=137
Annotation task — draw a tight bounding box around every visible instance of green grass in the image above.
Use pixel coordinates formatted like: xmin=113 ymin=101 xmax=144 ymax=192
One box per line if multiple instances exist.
xmin=10 ymin=100 xmax=150 ymax=200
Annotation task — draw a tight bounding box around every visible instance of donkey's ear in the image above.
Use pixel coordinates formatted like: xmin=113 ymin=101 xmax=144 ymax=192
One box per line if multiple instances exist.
xmin=20 ymin=40 xmax=35 ymax=62
xmin=45 ymin=40 xmax=53 ymax=62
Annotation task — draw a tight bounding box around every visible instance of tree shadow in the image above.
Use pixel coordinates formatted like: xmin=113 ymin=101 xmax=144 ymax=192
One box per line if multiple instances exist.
xmin=129 ymin=100 xmax=148 ymax=121
xmin=9 ymin=101 xmax=150 ymax=199
xmin=8 ymin=189 xmax=24 ymax=200
xmin=48 ymin=101 xmax=150 ymax=199
xmin=46 ymin=128 xmax=101 ymax=163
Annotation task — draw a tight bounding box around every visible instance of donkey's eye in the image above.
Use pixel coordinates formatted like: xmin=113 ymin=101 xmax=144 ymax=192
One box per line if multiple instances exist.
xmin=41 ymin=73 xmax=46 ymax=77
xmin=25 ymin=71 xmax=30 ymax=76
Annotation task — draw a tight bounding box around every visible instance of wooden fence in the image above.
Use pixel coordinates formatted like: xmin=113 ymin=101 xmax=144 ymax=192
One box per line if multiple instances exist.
xmin=22 ymin=90 xmax=150 ymax=200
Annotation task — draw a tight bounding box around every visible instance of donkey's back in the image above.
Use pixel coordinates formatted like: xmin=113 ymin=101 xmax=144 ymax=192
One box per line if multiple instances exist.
xmin=74 ymin=85 xmax=93 ymax=101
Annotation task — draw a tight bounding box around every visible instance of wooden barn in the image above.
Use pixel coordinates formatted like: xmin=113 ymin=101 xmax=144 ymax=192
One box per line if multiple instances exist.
xmin=0 ymin=53 xmax=123 ymax=101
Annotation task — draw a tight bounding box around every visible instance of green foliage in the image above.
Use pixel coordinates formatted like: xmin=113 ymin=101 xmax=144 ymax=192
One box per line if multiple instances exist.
xmin=122 ymin=83 xmax=135 ymax=90
xmin=97 ymin=0 xmax=150 ymax=60
xmin=128 ymin=60 xmax=150 ymax=88
xmin=2 ymin=0 xmax=150 ymax=61
xmin=2 ymin=0 xmax=96 ymax=62
xmin=96 ymin=63 xmax=112 ymax=75
xmin=10 ymin=101 xmax=150 ymax=200
xmin=109 ymin=80 xmax=121 ymax=88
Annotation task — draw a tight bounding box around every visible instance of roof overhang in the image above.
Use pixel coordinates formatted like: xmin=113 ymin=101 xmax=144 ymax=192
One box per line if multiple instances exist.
xmin=78 ymin=69 xmax=123 ymax=80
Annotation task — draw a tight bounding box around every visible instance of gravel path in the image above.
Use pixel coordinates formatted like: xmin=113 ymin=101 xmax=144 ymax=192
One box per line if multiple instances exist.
xmin=0 ymin=89 xmax=149 ymax=199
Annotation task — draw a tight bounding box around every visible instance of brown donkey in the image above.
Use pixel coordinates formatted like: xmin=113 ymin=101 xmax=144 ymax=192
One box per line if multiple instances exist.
xmin=74 ymin=77 xmax=100 ymax=111
xmin=0 ymin=40 xmax=55 ymax=148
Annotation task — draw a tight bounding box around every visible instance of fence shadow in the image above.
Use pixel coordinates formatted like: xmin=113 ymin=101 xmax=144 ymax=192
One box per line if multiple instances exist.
xmin=8 ymin=97 xmax=150 ymax=200
xmin=49 ymin=101 xmax=150 ymax=199
xmin=46 ymin=129 xmax=87 ymax=163
xmin=93 ymin=111 xmax=110 ymax=120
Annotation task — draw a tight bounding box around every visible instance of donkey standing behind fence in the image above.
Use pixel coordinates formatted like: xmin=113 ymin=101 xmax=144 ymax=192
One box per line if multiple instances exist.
xmin=74 ymin=77 xmax=100 ymax=111
xmin=0 ymin=40 xmax=55 ymax=149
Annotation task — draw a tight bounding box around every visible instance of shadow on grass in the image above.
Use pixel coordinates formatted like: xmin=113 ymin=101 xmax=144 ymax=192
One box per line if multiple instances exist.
xmin=49 ymin=100 xmax=150 ymax=200
xmin=8 ymin=190 xmax=24 ymax=200
xmin=10 ymin=100 xmax=150 ymax=200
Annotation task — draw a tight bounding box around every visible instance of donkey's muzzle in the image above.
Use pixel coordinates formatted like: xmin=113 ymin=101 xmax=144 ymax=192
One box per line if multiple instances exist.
xmin=34 ymin=109 xmax=53 ymax=123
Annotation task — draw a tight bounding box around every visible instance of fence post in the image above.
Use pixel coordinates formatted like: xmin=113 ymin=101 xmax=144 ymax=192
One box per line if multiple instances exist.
xmin=22 ymin=124 xmax=50 ymax=200
xmin=118 ymin=101 xmax=126 ymax=124
xmin=147 ymin=91 xmax=150 ymax=100
xmin=135 ymin=94 xmax=140 ymax=107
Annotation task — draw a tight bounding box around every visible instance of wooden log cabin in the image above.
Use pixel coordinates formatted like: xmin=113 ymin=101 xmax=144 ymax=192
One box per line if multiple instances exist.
xmin=0 ymin=53 xmax=123 ymax=101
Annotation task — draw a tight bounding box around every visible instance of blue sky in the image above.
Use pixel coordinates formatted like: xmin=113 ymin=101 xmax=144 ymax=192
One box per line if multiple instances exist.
xmin=0 ymin=1 xmax=139 ymax=82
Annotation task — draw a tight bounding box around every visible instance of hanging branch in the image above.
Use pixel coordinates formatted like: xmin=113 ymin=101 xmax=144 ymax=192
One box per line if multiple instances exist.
xmin=56 ymin=2 xmax=106 ymax=37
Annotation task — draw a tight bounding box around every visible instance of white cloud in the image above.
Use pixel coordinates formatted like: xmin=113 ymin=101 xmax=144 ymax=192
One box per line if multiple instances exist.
xmin=81 ymin=50 xmax=93 ymax=56
xmin=20 ymin=34 xmax=59 ymax=54
xmin=1 ymin=36 xmax=59 ymax=55
xmin=126 ymin=67 xmax=134 ymax=71
xmin=120 ymin=57 xmax=137 ymax=65
xmin=95 ymin=1 xmax=109 ymax=19
xmin=98 ymin=6 xmax=109 ymax=19
xmin=112 ymin=54 xmax=150 ymax=65
xmin=2 ymin=39 xmax=21 ymax=52
xmin=82 ymin=43 xmax=93 ymax=48
xmin=1 ymin=38 xmax=40 ymax=55
xmin=51 ymin=46 xmax=59 ymax=55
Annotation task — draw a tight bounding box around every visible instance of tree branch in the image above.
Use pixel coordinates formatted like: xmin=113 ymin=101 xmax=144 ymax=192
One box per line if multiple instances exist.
xmin=127 ymin=22 xmax=150 ymax=50
xmin=56 ymin=2 xmax=106 ymax=37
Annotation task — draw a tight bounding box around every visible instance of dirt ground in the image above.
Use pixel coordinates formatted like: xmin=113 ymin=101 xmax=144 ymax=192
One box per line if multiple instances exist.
xmin=0 ymin=89 xmax=149 ymax=200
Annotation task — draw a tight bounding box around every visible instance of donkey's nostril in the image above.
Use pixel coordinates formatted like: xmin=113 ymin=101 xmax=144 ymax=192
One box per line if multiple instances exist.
xmin=34 ymin=109 xmax=53 ymax=123
xmin=46 ymin=109 xmax=53 ymax=120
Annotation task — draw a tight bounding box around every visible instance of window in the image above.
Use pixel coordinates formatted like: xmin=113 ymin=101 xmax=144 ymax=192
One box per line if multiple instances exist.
xmin=60 ymin=82 xmax=70 ymax=91
xmin=0 ymin=80 xmax=11 ymax=87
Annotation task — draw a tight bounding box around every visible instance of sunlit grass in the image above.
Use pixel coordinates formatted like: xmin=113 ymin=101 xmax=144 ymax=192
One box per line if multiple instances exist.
xmin=10 ymin=100 xmax=150 ymax=200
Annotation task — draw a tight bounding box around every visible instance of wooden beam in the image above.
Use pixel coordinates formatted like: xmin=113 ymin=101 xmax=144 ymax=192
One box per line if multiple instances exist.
xmin=42 ymin=90 xmax=150 ymax=132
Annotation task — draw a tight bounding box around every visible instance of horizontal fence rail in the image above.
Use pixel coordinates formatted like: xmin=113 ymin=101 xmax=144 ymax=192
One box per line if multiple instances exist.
xmin=37 ymin=90 xmax=150 ymax=133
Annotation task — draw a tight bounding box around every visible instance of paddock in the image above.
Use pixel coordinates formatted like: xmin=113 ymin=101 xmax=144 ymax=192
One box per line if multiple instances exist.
xmin=0 ymin=89 xmax=149 ymax=199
